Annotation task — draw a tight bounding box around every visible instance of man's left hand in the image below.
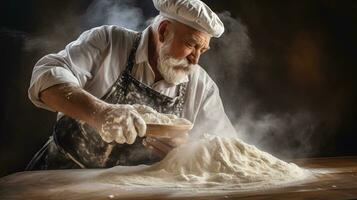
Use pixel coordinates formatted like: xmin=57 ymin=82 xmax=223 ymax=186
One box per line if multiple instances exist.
xmin=143 ymin=134 xmax=188 ymax=159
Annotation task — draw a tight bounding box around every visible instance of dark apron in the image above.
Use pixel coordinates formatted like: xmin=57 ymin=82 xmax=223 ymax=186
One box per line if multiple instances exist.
xmin=26 ymin=32 xmax=187 ymax=170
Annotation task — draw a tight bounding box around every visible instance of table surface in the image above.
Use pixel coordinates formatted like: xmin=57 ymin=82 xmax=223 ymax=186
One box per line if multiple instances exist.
xmin=1 ymin=156 xmax=357 ymax=200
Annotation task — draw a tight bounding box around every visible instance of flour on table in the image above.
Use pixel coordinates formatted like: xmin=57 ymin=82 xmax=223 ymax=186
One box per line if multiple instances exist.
xmin=100 ymin=105 xmax=308 ymax=189
xmin=102 ymin=134 xmax=309 ymax=189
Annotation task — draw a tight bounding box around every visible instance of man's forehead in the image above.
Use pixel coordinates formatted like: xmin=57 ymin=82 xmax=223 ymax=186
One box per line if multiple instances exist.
xmin=180 ymin=32 xmax=210 ymax=49
xmin=186 ymin=34 xmax=210 ymax=48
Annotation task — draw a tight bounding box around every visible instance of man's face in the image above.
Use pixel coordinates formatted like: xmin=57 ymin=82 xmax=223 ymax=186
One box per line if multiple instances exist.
xmin=157 ymin=22 xmax=211 ymax=85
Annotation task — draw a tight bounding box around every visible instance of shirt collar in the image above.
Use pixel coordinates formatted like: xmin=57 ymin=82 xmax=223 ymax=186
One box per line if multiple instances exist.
xmin=135 ymin=26 xmax=189 ymax=85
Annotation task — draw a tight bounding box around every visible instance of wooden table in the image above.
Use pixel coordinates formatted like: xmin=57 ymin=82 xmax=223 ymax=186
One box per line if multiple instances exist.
xmin=1 ymin=156 xmax=357 ymax=200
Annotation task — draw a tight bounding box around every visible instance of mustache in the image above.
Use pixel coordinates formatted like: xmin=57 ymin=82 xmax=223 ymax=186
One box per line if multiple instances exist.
xmin=167 ymin=57 xmax=193 ymax=71
xmin=173 ymin=65 xmax=193 ymax=72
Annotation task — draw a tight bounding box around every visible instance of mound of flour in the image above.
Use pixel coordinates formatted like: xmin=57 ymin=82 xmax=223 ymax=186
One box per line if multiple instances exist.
xmin=133 ymin=104 xmax=192 ymax=125
xmin=150 ymin=135 xmax=306 ymax=184
xmin=103 ymin=134 xmax=308 ymax=189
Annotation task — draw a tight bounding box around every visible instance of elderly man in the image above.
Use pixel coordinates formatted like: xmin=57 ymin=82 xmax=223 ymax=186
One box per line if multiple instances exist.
xmin=27 ymin=0 xmax=236 ymax=170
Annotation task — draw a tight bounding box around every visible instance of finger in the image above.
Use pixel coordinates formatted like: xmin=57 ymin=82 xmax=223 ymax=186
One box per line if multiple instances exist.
xmin=124 ymin=118 xmax=138 ymax=144
xmin=142 ymin=138 xmax=166 ymax=159
xmin=145 ymin=137 xmax=172 ymax=154
xmin=149 ymin=145 xmax=166 ymax=159
xmin=101 ymin=132 xmax=115 ymax=143
xmin=133 ymin=114 xmax=146 ymax=137
xmin=99 ymin=124 xmax=115 ymax=143
xmin=114 ymin=127 xmax=125 ymax=144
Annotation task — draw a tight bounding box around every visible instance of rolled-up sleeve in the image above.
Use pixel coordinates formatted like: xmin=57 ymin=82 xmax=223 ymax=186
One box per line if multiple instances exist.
xmin=28 ymin=26 xmax=109 ymax=111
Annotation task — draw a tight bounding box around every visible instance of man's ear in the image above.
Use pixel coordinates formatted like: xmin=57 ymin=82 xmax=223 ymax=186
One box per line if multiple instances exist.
xmin=158 ymin=20 xmax=171 ymax=43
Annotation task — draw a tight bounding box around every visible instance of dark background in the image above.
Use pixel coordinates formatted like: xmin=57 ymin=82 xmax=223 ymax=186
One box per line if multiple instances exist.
xmin=1 ymin=0 xmax=356 ymax=177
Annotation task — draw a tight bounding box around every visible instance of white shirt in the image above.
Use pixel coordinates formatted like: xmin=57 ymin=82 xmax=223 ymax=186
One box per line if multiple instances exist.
xmin=28 ymin=25 xmax=236 ymax=137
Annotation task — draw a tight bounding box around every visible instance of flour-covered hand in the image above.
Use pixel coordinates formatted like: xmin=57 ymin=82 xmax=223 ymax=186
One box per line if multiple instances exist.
xmin=143 ymin=134 xmax=188 ymax=159
xmin=94 ymin=104 xmax=146 ymax=144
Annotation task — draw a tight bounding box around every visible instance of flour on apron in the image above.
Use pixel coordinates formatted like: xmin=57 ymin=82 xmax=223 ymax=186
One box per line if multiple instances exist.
xmin=26 ymin=32 xmax=187 ymax=170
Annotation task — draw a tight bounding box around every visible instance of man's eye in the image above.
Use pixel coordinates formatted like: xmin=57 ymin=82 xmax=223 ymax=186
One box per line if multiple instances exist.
xmin=186 ymin=42 xmax=195 ymax=48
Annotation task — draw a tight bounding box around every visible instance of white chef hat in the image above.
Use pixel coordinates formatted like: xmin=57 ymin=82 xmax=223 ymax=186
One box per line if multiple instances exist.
xmin=152 ymin=0 xmax=224 ymax=38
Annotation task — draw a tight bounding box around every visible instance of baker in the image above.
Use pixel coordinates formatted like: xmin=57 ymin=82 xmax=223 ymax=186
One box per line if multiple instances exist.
xmin=27 ymin=0 xmax=236 ymax=170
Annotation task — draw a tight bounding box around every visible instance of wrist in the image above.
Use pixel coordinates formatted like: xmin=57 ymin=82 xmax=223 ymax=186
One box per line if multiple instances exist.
xmin=87 ymin=101 xmax=111 ymax=131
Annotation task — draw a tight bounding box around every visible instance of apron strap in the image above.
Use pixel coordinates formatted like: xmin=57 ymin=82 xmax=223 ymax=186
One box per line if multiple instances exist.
xmin=123 ymin=32 xmax=142 ymax=74
xmin=101 ymin=32 xmax=142 ymax=101
xmin=25 ymin=136 xmax=53 ymax=170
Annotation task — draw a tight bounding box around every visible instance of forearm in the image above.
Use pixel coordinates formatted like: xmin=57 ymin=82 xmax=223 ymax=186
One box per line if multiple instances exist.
xmin=39 ymin=83 xmax=107 ymax=128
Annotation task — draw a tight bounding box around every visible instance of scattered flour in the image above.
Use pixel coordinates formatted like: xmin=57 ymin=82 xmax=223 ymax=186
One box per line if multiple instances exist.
xmin=102 ymin=134 xmax=309 ymax=189
xmin=100 ymin=105 xmax=308 ymax=189
xmin=133 ymin=104 xmax=192 ymax=125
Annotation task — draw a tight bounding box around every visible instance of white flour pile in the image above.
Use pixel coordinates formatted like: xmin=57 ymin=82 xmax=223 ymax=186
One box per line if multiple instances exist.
xmin=102 ymin=134 xmax=309 ymax=189
xmin=133 ymin=104 xmax=192 ymax=125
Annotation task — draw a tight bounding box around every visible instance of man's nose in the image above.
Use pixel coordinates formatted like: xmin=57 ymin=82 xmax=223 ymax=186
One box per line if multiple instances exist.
xmin=189 ymin=51 xmax=200 ymax=65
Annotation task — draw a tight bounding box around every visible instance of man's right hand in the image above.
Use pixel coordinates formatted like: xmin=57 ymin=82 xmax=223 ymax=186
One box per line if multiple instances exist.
xmin=39 ymin=83 xmax=146 ymax=145
xmin=93 ymin=104 xmax=147 ymax=144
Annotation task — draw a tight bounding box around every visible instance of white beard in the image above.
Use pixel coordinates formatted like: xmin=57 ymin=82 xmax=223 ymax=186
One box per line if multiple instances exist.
xmin=157 ymin=35 xmax=197 ymax=85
